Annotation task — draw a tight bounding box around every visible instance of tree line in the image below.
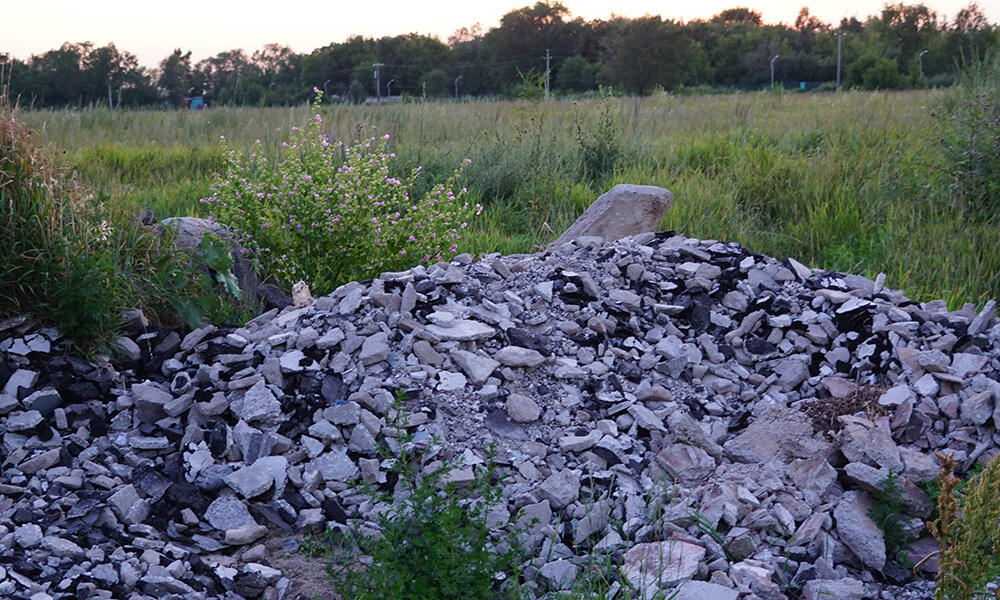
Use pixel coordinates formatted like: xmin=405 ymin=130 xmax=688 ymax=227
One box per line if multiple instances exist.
xmin=2 ymin=2 xmax=997 ymax=108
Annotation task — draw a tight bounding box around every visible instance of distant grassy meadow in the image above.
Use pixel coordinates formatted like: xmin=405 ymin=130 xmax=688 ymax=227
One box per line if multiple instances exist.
xmin=20 ymin=89 xmax=1000 ymax=309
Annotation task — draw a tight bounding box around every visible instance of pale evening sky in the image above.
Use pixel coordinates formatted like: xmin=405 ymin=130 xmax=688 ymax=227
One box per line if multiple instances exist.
xmin=4 ymin=0 xmax=998 ymax=68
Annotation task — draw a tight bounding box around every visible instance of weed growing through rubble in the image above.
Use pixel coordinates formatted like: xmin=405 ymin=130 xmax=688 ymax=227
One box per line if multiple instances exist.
xmin=928 ymin=452 xmax=1000 ymax=600
xmin=869 ymin=471 xmax=916 ymax=569
xmin=205 ymin=90 xmax=479 ymax=295
xmin=313 ymin=395 xmax=521 ymax=600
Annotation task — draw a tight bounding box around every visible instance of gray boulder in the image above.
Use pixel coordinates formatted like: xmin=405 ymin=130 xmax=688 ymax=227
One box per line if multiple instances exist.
xmin=553 ymin=184 xmax=672 ymax=245
xmin=158 ymin=216 xmax=259 ymax=302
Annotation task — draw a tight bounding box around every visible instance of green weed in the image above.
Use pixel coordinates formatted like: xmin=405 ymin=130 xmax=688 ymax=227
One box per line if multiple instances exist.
xmin=928 ymin=452 xmax=1000 ymax=600
xmin=869 ymin=471 xmax=917 ymax=569
xmin=318 ymin=397 xmax=521 ymax=600
xmin=1 ymin=94 xmax=248 ymax=349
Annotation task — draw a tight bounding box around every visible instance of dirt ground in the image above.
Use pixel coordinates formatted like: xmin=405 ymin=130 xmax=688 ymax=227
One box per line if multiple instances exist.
xmin=265 ymin=534 xmax=341 ymax=600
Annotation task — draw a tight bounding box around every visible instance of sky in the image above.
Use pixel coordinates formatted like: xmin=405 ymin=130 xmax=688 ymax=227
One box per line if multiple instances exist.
xmin=5 ymin=0 xmax=999 ymax=67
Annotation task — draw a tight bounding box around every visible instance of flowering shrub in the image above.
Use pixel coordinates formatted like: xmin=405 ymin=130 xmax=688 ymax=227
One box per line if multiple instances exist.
xmin=204 ymin=91 xmax=479 ymax=294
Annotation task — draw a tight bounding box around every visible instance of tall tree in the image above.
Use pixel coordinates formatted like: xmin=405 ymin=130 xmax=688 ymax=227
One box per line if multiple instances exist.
xmin=484 ymin=1 xmax=585 ymax=92
xmin=85 ymin=43 xmax=140 ymax=108
xmin=30 ymin=43 xmax=89 ymax=106
xmin=712 ymin=8 xmax=763 ymax=26
xmin=795 ymin=7 xmax=830 ymax=52
xmin=605 ymin=17 xmax=709 ymax=94
xmin=877 ymin=3 xmax=940 ymax=62
xmin=158 ymin=49 xmax=192 ymax=107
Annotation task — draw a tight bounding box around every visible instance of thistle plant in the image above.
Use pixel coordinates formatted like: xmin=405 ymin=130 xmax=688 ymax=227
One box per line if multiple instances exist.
xmin=204 ymin=90 xmax=479 ymax=294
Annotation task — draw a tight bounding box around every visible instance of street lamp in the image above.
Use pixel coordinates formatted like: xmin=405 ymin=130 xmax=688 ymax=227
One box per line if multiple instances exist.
xmin=770 ymin=54 xmax=780 ymax=90
xmin=918 ymin=49 xmax=929 ymax=79
xmin=386 ymin=78 xmax=395 ymax=99
xmin=323 ymin=79 xmax=330 ymax=96
xmin=454 ymin=75 xmax=462 ymax=100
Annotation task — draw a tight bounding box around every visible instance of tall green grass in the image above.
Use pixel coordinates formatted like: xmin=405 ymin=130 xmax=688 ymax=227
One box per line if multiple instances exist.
xmin=19 ymin=87 xmax=999 ymax=307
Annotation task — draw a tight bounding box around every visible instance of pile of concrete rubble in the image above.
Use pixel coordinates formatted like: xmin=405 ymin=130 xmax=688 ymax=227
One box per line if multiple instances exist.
xmin=3 ymin=226 xmax=999 ymax=600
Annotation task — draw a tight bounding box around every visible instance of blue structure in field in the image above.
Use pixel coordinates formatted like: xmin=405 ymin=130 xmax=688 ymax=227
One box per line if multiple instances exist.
xmin=188 ymin=96 xmax=205 ymax=110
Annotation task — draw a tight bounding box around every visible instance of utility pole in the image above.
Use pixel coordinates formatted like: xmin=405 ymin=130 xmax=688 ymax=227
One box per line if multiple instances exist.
xmin=454 ymin=74 xmax=462 ymax=100
xmin=770 ymin=54 xmax=780 ymax=90
xmin=836 ymin=31 xmax=843 ymax=90
xmin=544 ymin=49 xmax=551 ymax=100
xmin=372 ymin=63 xmax=384 ymax=103
xmin=918 ymin=49 xmax=929 ymax=79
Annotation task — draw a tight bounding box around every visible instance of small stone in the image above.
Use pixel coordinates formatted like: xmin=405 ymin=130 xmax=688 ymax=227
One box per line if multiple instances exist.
xmin=960 ymin=391 xmax=993 ymax=425
xmin=573 ymin=500 xmax=610 ymax=544
xmin=609 ymin=289 xmax=642 ymax=310
xmin=41 ymin=536 xmax=85 ymax=559
xmin=673 ymin=581 xmax=738 ymax=600
xmin=559 ymin=430 xmax=602 ymax=453
xmin=623 ymin=540 xmax=706 ymax=596
xmin=279 ymin=349 xmax=309 ymax=373
xmin=205 ymin=495 xmax=258 ymax=531
xmin=539 ymin=559 xmax=579 ymax=590
xmin=232 ymin=380 xmax=281 ymax=423
xmin=359 ymin=332 xmax=390 ymax=366
xmin=91 ymin=563 xmax=120 ymax=586
xmin=437 ymin=371 xmax=467 ymax=392
xmin=494 ymin=346 xmax=546 ymax=368
xmin=656 ymin=444 xmax=715 ymax=483
xmin=310 ymin=448 xmax=359 ymax=482
xmin=107 ymin=484 xmax=141 ymax=519
xmin=787 ymin=457 xmax=837 ymax=496
xmin=224 ymin=460 xmax=277 ymax=499
xmin=132 ymin=382 xmax=172 ymax=423
xmin=114 ymin=336 xmax=142 ymax=362
xmin=774 ymin=357 xmax=810 ymax=391
xmin=538 ymin=470 xmax=580 ymax=510
xmin=913 ymin=373 xmax=940 ymax=397
xmin=823 ymin=376 xmax=857 ymax=399
xmin=2 ymin=369 xmax=38 ymax=397
xmin=225 ymin=524 xmax=269 ymax=545
xmin=834 ymin=491 xmax=886 ymax=571
xmin=348 ymin=424 xmax=378 ymax=455
xmin=0 ymin=393 xmax=16 ymax=415
xmin=506 ymin=394 xmax=541 ymax=423
xmin=316 ymin=327 xmax=345 ymax=350
xmin=667 ymin=410 xmax=722 ymax=460
xmin=426 ymin=320 xmax=495 ymax=341
xmin=5 ymin=410 xmax=43 ymax=431
xmin=339 ymin=287 xmax=364 ymax=313
xmin=968 ymin=300 xmax=996 ymax=335
xmin=636 ymin=385 xmax=672 ymax=403
xmin=412 ymin=340 xmax=444 ymax=365
xmin=20 ymin=448 xmax=61 ymax=474
xmin=629 ymin=404 xmax=666 ymax=432
xmin=450 ymin=350 xmax=499 ymax=385
xmin=326 ymin=401 xmax=361 ymax=425
xmin=879 ymin=385 xmax=915 ymax=407
xmin=802 ymin=578 xmax=864 ymax=600
xmin=14 ymin=523 xmax=42 ymax=548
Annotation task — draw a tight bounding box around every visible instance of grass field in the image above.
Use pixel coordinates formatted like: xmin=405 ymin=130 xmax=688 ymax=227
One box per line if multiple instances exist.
xmin=19 ymin=88 xmax=1000 ymax=308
